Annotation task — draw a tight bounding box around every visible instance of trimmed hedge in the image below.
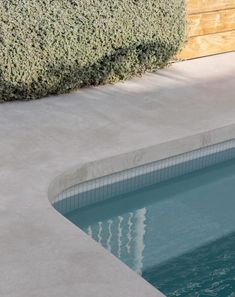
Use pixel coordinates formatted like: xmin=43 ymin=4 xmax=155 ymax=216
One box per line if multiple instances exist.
xmin=0 ymin=0 xmax=186 ymax=101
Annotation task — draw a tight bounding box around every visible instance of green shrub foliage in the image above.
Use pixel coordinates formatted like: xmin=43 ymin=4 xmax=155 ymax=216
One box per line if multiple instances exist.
xmin=0 ymin=0 xmax=186 ymax=101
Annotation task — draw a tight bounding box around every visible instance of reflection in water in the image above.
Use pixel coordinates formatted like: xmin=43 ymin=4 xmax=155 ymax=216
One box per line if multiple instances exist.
xmin=134 ymin=208 xmax=146 ymax=274
xmin=126 ymin=213 xmax=133 ymax=254
xmin=66 ymin=158 xmax=235 ymax=296
xmin=85 ymin=208 xmax=147 ymax=274
xmin=117 ymin=216 xmax=123 ymax=258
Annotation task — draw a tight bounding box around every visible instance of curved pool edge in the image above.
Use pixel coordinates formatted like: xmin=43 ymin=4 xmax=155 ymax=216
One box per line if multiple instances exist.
xmin=48 ymin=124 xmax=235 ymax=205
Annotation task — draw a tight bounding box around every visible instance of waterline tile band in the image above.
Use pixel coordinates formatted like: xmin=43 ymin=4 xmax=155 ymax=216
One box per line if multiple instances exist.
xmin=53 ymin=139 xmax=235 ymax=214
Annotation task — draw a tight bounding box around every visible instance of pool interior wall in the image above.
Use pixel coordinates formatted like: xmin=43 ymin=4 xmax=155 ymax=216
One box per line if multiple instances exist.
xmin=66 ymin=158 xmax=235 ymax=296
xmin=52 ymin=139 xmax=235 ymax=296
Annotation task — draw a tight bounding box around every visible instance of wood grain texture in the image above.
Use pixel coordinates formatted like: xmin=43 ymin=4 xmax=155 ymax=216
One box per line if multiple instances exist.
xmin=188 ymin=9 xmax=235 ymax=36
xmin=178 ymin=30 xmax=235 ymax=59
xmin=187 ymin=0 xmax=235 ymax=14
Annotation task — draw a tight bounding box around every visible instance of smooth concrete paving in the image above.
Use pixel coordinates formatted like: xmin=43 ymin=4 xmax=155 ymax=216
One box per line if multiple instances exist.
xmin=1 ymin=52 xmax=235 ymax=297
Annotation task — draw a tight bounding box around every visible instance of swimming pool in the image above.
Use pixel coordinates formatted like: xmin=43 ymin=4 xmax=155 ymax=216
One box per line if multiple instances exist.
xmin=54 ymin=140 xmax=235 ymax=296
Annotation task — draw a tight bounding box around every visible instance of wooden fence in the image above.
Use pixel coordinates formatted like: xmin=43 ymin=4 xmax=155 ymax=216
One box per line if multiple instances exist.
xmin=178 ymin=0 xmax=235 ymax=59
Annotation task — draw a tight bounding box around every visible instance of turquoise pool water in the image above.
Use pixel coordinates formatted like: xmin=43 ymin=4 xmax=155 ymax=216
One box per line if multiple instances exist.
xmin=65 ymin=158 xmax=235 ymax=296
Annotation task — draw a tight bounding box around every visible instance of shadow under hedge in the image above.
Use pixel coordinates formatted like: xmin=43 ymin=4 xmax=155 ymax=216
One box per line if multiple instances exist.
xmin=0 ymin=0 xmax=186 ymax=101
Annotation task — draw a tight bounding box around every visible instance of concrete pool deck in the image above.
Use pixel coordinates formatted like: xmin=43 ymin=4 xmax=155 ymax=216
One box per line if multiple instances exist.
xmin=1 ymin=52 xmax=235 ymax=297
